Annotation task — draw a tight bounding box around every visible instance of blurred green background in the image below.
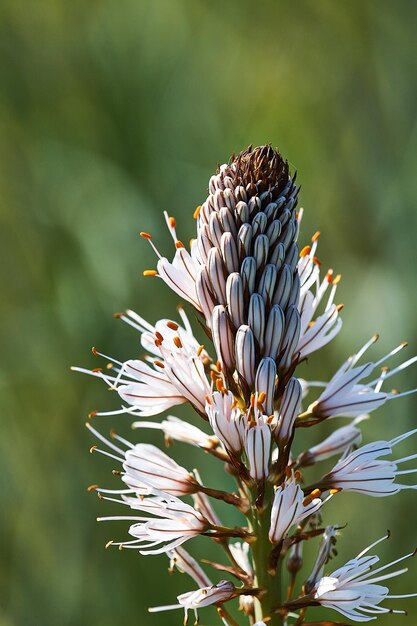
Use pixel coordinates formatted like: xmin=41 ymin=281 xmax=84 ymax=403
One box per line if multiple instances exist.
xmin=1 ymin=1 xmax=417 ymax=624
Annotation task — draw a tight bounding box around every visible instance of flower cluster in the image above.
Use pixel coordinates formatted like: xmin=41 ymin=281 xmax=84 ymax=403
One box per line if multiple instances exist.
xmin=75 ymin=146 xmax=416 ymax=626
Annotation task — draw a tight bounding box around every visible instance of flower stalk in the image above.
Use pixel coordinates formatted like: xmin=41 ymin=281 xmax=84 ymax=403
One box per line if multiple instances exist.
xmin=75 ymin=145 xmax=417 ymax=625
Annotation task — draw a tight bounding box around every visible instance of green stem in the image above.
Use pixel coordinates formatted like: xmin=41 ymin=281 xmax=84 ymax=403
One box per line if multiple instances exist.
xmin=250 ymin=499 xmax=284 ymax=625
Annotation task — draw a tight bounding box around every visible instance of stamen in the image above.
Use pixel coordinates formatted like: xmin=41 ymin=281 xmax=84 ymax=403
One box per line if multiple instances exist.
xmin=350 ymin=334 xmax=379 ymax=367
xmin=373 ymin=342 xmax=408 ymax=369
xmin=164 ymin=211 xmax=178 ymax=243
xmin=390 ymin=428 xmax=417 ymax=447
xmin=143 ymin=270 xmax=158 ymax=277
xmin=91 ymin=447 xmax=125 ymax=463
xmin=356 ymin=532 xmax=391 ymax=558
xmin=110 ymin=430 xmax=135 ymax=449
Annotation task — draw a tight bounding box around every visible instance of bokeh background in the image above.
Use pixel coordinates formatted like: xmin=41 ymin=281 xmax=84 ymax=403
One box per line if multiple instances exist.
xmin=1 ymin=1 xmax=417 ymax=625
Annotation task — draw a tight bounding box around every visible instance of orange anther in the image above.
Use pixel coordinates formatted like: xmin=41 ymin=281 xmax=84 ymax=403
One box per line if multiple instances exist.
xmin=332 ymin=273 xmax=342 ymax=285
xmin=175 ymin=240 xmax=185 ymax=249
xmin=87 ymin=484 xmax=99 ymax=492
xmin=299 ymin=245 xmax=311 ymax=258
xmin=89 ymin=445 xmax=98 ymax=454
xmin=336 ymin=303 xmax=344 ymax=312
xmin=91 ymin=346 xmax=99 ymax=356
xmin=155 ymin=331 xmax=164 ymax=342
xmin=197 ymin=345 xmax=204 ymax=357
xmin=312 ymin=256 xmax=321 ymax=266
xmin=153 ymin=360 xmax=165 ymax=368
xmin=311 ymin=230 xmax=321 ymax=242
xmin=173 ymin=336 xmax=183 ymax=349
xmin=91 ymin=368 xmax=102 ymax=373
xmin=310 ymin=488 xmax=322 ymax=498
xmin=326 ymin=269 xmax=334 ymax=283
xmin=330 ymin=488 xmax=342 ymax=495
xmin=140 ymin=231 xmax=152 ymax=240
xmin=257 ymin=391 xmax=266 ymax=405
xmin=88 ymin=410 xmax=97 ymax=419
xmin=216 ymin=360 xmax=222 ymax=372
xmin=167 ymin=321 xmax=179 ymax=331
xmin=106 ymin=363 xmax=113 ymax=369
xmin=143 ymin=270 xmax=157 ymax=277
xmin=193 ymin=205 xmax=201 ymax=219
xmin=216 ymin=379 xmax=225 ymax=392
xmin=113 ymin=312 xmax=123 ymax=318
xmin=168 ymin=216 xmax=176 ymax=229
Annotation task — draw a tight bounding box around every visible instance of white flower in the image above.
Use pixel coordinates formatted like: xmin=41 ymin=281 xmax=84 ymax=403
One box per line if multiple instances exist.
xmin=100 ymin=492 xmax=209 ymax=555
xmin=269 ymin=480 xmax=323 ymax=544
xmin=245 ymin=419 xmax=271 ymax=481
xmin=122 ymin=443 xmax=199 ymax=496
xmin=296 ymin=234 xmax=343 ymax=358
xmin=206 ymin=391 xmax=247 ymax=455
xmin=86 ymin=422 xmax=199 ymax=496
xmin=304 ymin=336 xmax=416 ymax=420
xmin=73 ymin=310 xmax=211 ymax=418
xmin=313 ymin=534 xmax=417 ymax=622
xmin=297 ymin=416 xmax=365 ymax=466
xmin=320 ymin=428 xmax=417 ymax=496
xmin=149 ymin=579 xmax=235 ymax=623
xmin=142 ymin=213 xmax=202 ymax=311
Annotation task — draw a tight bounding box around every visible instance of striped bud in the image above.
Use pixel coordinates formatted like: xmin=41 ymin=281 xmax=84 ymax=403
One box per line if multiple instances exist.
xmin=255 ymin=358 xmax=277 ymax=416
xmin=274 ymin=377 xmax=302 ymax=444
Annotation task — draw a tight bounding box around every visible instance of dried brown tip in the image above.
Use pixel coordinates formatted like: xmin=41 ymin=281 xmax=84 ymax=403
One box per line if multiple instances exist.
xmin=87 ymin=484 xmax=99 ymax=492
xmin=113 ymin=312 xmax=123 ymax=318
xmin=88 ymin=410 xmax=97 ymax=419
